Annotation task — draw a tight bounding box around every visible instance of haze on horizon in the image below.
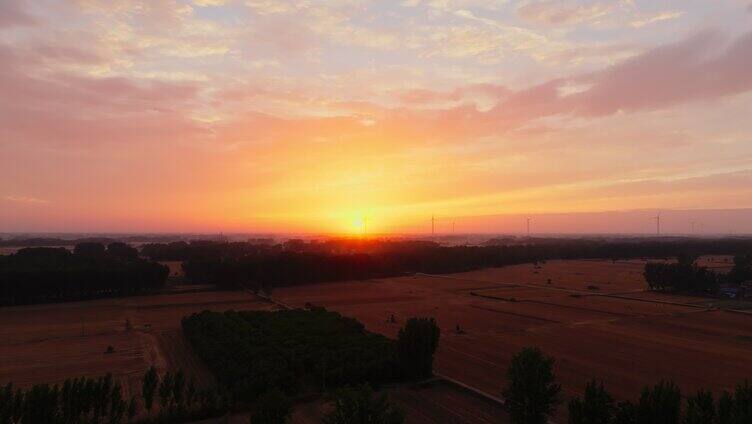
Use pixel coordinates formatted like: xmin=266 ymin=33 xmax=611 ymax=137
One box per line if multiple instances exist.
xmin=2 ymin=0 xmax=752 ymax=235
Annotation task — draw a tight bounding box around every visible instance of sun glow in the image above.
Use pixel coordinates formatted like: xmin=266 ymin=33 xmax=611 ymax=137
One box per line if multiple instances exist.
xmin=350 ymin=214 xmax=368 ymax=235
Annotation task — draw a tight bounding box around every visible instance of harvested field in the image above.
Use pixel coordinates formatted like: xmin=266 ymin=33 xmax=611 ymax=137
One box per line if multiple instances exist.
xmin=448 ymin=259 xmax=649 ymax=293
xmin=273 ymin=259 xmax=752 ymax=421
xmin=0 ymin=289 xmax=275 ymax=396
xmin=3 ymin=256 xmax=749 ymax=422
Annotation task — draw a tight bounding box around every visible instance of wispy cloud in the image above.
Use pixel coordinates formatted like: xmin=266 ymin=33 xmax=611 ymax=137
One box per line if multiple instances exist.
xmin=3 ymin=195 xmax=49 ymax=204
xmin=630 ymin=11 xmax=685 ymax=28
xmin=516 ymin=0 xmax=622 ymax=26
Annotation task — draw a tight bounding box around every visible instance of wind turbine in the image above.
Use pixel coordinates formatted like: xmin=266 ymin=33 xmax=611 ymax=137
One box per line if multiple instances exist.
xmin=526 ymin=217 xmax=531 ymax=236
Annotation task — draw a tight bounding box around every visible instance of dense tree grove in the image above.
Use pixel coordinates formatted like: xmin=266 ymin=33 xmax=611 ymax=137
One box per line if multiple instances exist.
xmin=139 ymin=238 xmax=752 ymax=290
xmin=182 ymin=309 xmax=404 ymax=404
xmin=321 ymin=384 xmax=405 ymax=424
xmin=0 ymin=368 xmax=228 ymax=424
xmin=0 ymin=243 xmax=168 ymax=306
xmin=396 ymin=318 xmax=440 ymax=380
xmin=728 ymin=253 xmax=752 ymax=285
xmin=644 ymin=252 xmax=752 ymax=294
xmin=643 ymin=254 xmax=720 ymax=293
xmin=0 ymin=237 xmax=119 ymax=248
xmin=140 ymin=240 xmax=272 ymax=262
xmin=0 ymin=236 xmax=179 ymax=248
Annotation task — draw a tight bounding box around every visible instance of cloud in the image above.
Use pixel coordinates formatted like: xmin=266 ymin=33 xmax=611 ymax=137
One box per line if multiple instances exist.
xmin=245 ymin=0 xmax=308 ymax=15
xmin=487 ymin=30 xmax=752 ymax=126
xmin=630 ymin=11 xmax=684 ymax=28
xmin=517 ymin=0 xmax=619 ymax=25
xmin=569 ymin=30 xmax=752 ymax=115
xmin=0 ymin=42 xmax=205 ymax=146
xmin=517 ymin=1 xmax=683 ymax=30
xmin=396 ymin=88 xmax=464 ymax=104
xmin=395 ymin=84 xmax=510 ymax=106
xmin=193 ymin=0 xmax=228 ymax=6
xmin=3 ymin=195 xmax=49 ymax=204
xmin=0 ymin=0 xmax=37 ymax=28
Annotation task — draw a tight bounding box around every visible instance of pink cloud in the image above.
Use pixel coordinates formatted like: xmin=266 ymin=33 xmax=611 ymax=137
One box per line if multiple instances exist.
xmin=569 ymin=31 xmax=752 ymax=116
xmin=396 ymin=88 xmax=464 ymax=104
xmin=3 ymin=26 xmax=752 ymax=158
xmin=395 ymin=84 xmax=510 ymax=105
xmin=210 ymin=27 xmax=752 ymax=148
xmin=488 ymin=30 xmax=752 ymax=126
xmin=2 ymin=195 xmax=49 ymax=204
xmin=0 ymin=42 xmax=204 ymax=146
xmin=0 ymin=0 xmax=37 ymax=28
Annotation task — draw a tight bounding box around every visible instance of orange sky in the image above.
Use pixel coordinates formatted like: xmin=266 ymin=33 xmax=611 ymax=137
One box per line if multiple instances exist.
xmin=2 ymin=1 xmax=752 ymax=234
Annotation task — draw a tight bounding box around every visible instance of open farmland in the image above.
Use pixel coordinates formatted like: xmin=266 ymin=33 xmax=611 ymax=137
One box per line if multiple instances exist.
xmin=273 ymin=258 xmax=752 ymax=420
xmin=0 ymin=289 xmax=276 ymax=399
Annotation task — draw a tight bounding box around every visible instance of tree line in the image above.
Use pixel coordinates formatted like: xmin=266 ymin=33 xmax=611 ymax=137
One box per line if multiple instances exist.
xmin=0 ymin=367 xmax=229 ymax=424
xmin=0 ymin=363 xmax=408 ymax=424
xmin=0 ymin=243 xmax=168 ymax=306
xmin=497 ymin=346 xmax=752 ymax=424
xmin=644 ymin=253 xmax=752 ymax=293
xmin=159 ymin=238 xmax=752 ymax=291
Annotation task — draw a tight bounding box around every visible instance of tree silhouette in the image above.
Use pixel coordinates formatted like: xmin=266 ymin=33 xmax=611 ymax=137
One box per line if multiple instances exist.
xmin=568 ymin=379 xmax=615 ymax=424
xmin=613 ymin=401 xmax=636 ymax=424
xmin=158 ymin=372 xmax=174 ymax=410
xmin=636 ymin=381 xmax=681 ymax=424
xmin=685 ymin=389 xmax=714 ymax=424
xmin=173 ymin=370 xmax=185 ymax=406
xmin=396 ymin=317 xmax=440 ymax=379
xmin=322 ymin=384 xmax=404 ymax=424
xmin=250 ymin=388 xmax=293 ymax=424
xmin=503 ymin=347 xmax=561 ymax=424
xmin=142 ymin=366 xmax=159 ymax=412
xmin=127 ymin=396 xmax=138 ymax=423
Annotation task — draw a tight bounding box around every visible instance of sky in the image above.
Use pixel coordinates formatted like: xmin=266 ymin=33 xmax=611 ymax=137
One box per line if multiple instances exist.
xmin=1 ymin=0 xmax=752 ymax=235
